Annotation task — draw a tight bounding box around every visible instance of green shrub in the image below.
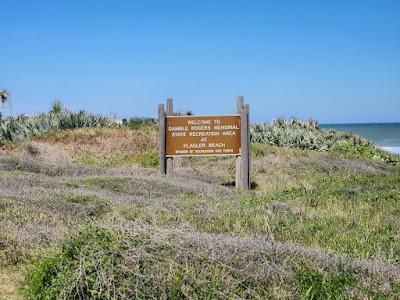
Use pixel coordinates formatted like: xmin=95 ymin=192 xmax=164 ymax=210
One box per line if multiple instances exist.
xmin=250 ymin=118 xmax=400 ymax=163
xmin=23 ymin=225 xmax=393 ymax=299
xmin=23 ymin=227 xmax=126 ymax=300
xmin=332 ymin=141 xmax=400 ymax=163
xmin=126 ymin=117 xmax=156 ymax=129
xmin=23 ymin=227 xmax=274 ymax=299
xmin=0 ymin=111 xmax=117 ymax=146
xmin=250 ymin=118 xmax=368 ymax=151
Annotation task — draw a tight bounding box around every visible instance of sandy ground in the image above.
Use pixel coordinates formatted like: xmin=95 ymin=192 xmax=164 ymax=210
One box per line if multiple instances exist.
xmin=0 ymin=270 xmax=23 ymax=300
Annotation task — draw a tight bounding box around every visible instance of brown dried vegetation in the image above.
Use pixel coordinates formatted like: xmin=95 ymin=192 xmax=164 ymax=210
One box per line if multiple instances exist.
xmin=34 ymin=127 xmax=158 ymax=166
xmin=0 ymin=127 xmax=399 ymax=299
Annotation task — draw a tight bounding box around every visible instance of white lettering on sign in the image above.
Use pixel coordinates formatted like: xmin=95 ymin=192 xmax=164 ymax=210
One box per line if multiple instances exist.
xmin=169 ymin=126 xmax=188 ymax=131
xmin=209 ymin=143 xmax=226 ymax=148
xmin=213 ymin=125 xmax=239 ymax=130
xmin=190 ymin=125 xmax=211 ymax=131
xmin=187 ymin=120 xmax=212 ymax=125
xmin=172 ymin=132 xmax=187 ymax=137
xmin=166 ymin=115 xmax=241 ymax=157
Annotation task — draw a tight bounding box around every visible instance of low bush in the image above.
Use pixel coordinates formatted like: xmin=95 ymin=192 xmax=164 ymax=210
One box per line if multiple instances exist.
xmin=250 ymin=118 xmax=369 ymax=151
xmin=19 ymin=226 xmax=300 ymax=299
xmin=23 ymin=226 xmax=399 ymax=299
xmin=250 ymin=118 xmax=400 ymax=163
xmin=23 ymin=227 xmax=127 ymax=300
xmin=123 ymin=117 xmax=156 ymax=129
xmin=0 ymin=111 xmax=118 ymax=146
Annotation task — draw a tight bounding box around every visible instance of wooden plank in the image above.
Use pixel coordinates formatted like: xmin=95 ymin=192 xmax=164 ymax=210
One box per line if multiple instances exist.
xmin=166 ymin=97 xmax=173 ymax=115
xmin=236 ymin=96 xmax=244 ymax=190
xmin=245 ymin=104 xmax=251 ymax=189
xmin=241 ymin=104 xmax=250 ymax=190
xmin=158 ymin=104 xmax=166 ymax=175
xmin=166 ymin=98 xmax=174 ymax=175
xmin=236 ymin=96 xmax=244 ymax=113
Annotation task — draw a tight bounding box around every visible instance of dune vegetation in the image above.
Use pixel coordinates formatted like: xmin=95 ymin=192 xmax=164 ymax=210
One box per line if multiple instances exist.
xmin=0 ymin=101 xmax=118 ymax=147
xmin=0 ymin=115 xmax=399 ymax=299
xmin=251 ymin=118 xmax=400 ymax=163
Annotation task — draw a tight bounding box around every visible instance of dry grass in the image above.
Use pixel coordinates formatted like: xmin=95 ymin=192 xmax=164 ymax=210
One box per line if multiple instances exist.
xmin=34 ymin=127 xmax=158 ymax=165
xmin=2 ymin=127 xmax=159 ymax=168
xmin=0 ymin=269 xmax=23 ymax=300
xmin=0 ymin=127 xmax=399 ymax=298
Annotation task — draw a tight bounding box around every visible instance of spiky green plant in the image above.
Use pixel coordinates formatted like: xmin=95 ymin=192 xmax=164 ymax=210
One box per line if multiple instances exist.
xmin=51 ymin=99 xmax=63 ymax=114
xmin=0 ymin=111 xmax=118 ymax=146
xmin=250 ymin=118 xmax=400 ymax=163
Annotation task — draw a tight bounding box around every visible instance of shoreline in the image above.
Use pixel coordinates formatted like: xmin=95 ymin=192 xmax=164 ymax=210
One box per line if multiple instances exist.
xmin=381 ymin=146 xmax=400 ymax=155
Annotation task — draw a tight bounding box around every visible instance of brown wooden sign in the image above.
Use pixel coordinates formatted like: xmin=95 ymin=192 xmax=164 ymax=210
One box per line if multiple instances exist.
xmin=166 ymin=115 xmax=241 ymax=157
xmin=158 ymin=97 xmax=250 ymax=191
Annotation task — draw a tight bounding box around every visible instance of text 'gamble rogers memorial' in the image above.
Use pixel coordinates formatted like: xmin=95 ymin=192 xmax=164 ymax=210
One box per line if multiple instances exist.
xmin=165 ymin=115 xmax=241 ymax=156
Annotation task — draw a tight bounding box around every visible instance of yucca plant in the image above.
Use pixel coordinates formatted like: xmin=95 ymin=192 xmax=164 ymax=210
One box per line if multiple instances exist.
xmin=51 ymin=99 xmax=63 ymax=114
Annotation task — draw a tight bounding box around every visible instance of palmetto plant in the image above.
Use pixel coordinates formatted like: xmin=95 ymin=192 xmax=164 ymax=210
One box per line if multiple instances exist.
xmin=250 ymin=118 xmax=370 ymax=151
xmin=250 ymin=118 xmax=400 ymax=163
xmin=0 ymin=111 xmax=118 ymax=146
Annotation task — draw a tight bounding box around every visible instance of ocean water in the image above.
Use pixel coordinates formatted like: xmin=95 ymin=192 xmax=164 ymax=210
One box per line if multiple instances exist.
xmin=320 ymin=123 xmax=400 ymax=155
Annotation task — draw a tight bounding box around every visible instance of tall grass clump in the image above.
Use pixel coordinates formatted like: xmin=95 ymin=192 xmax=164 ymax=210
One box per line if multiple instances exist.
xmin=50 ymin=99 xmax=63 ymax=114
xmin=23 ymin=227 xmax=126 ymax=300
xmin=0 ymin=111 xmax=118 ymax=146
xmin=25 ymin=227 xmax=283 ymax=299
xmin=250 ymin=118 xmax=400 ymax=163
xmin=23 ymin=226 xmax=399 ymax=299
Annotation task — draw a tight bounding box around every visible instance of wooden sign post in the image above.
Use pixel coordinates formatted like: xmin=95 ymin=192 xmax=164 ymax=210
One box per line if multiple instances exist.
xmin=158 ymin=97 xmax=250 ymax=191
xmin=158 ymin=103 xmax=166 ymax=175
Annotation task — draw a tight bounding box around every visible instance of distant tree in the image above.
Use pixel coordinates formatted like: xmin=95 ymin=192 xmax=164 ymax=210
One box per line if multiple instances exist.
xmin=173 ymin=110 xmax=194 ymax=116
xmin=51 ymin=99 xmax=63 ymax=114
xmin=127 ymin=117 xmax=156 ymax=129
xmin=0 ymin=89 xmax=9 ymax=105
xmin=0 ymin=89 xmax=9 ymax=120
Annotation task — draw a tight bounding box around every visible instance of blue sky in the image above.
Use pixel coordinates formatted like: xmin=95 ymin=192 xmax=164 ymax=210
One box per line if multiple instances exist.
xmin=1 ymin=0 xmax=399 ymax=123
